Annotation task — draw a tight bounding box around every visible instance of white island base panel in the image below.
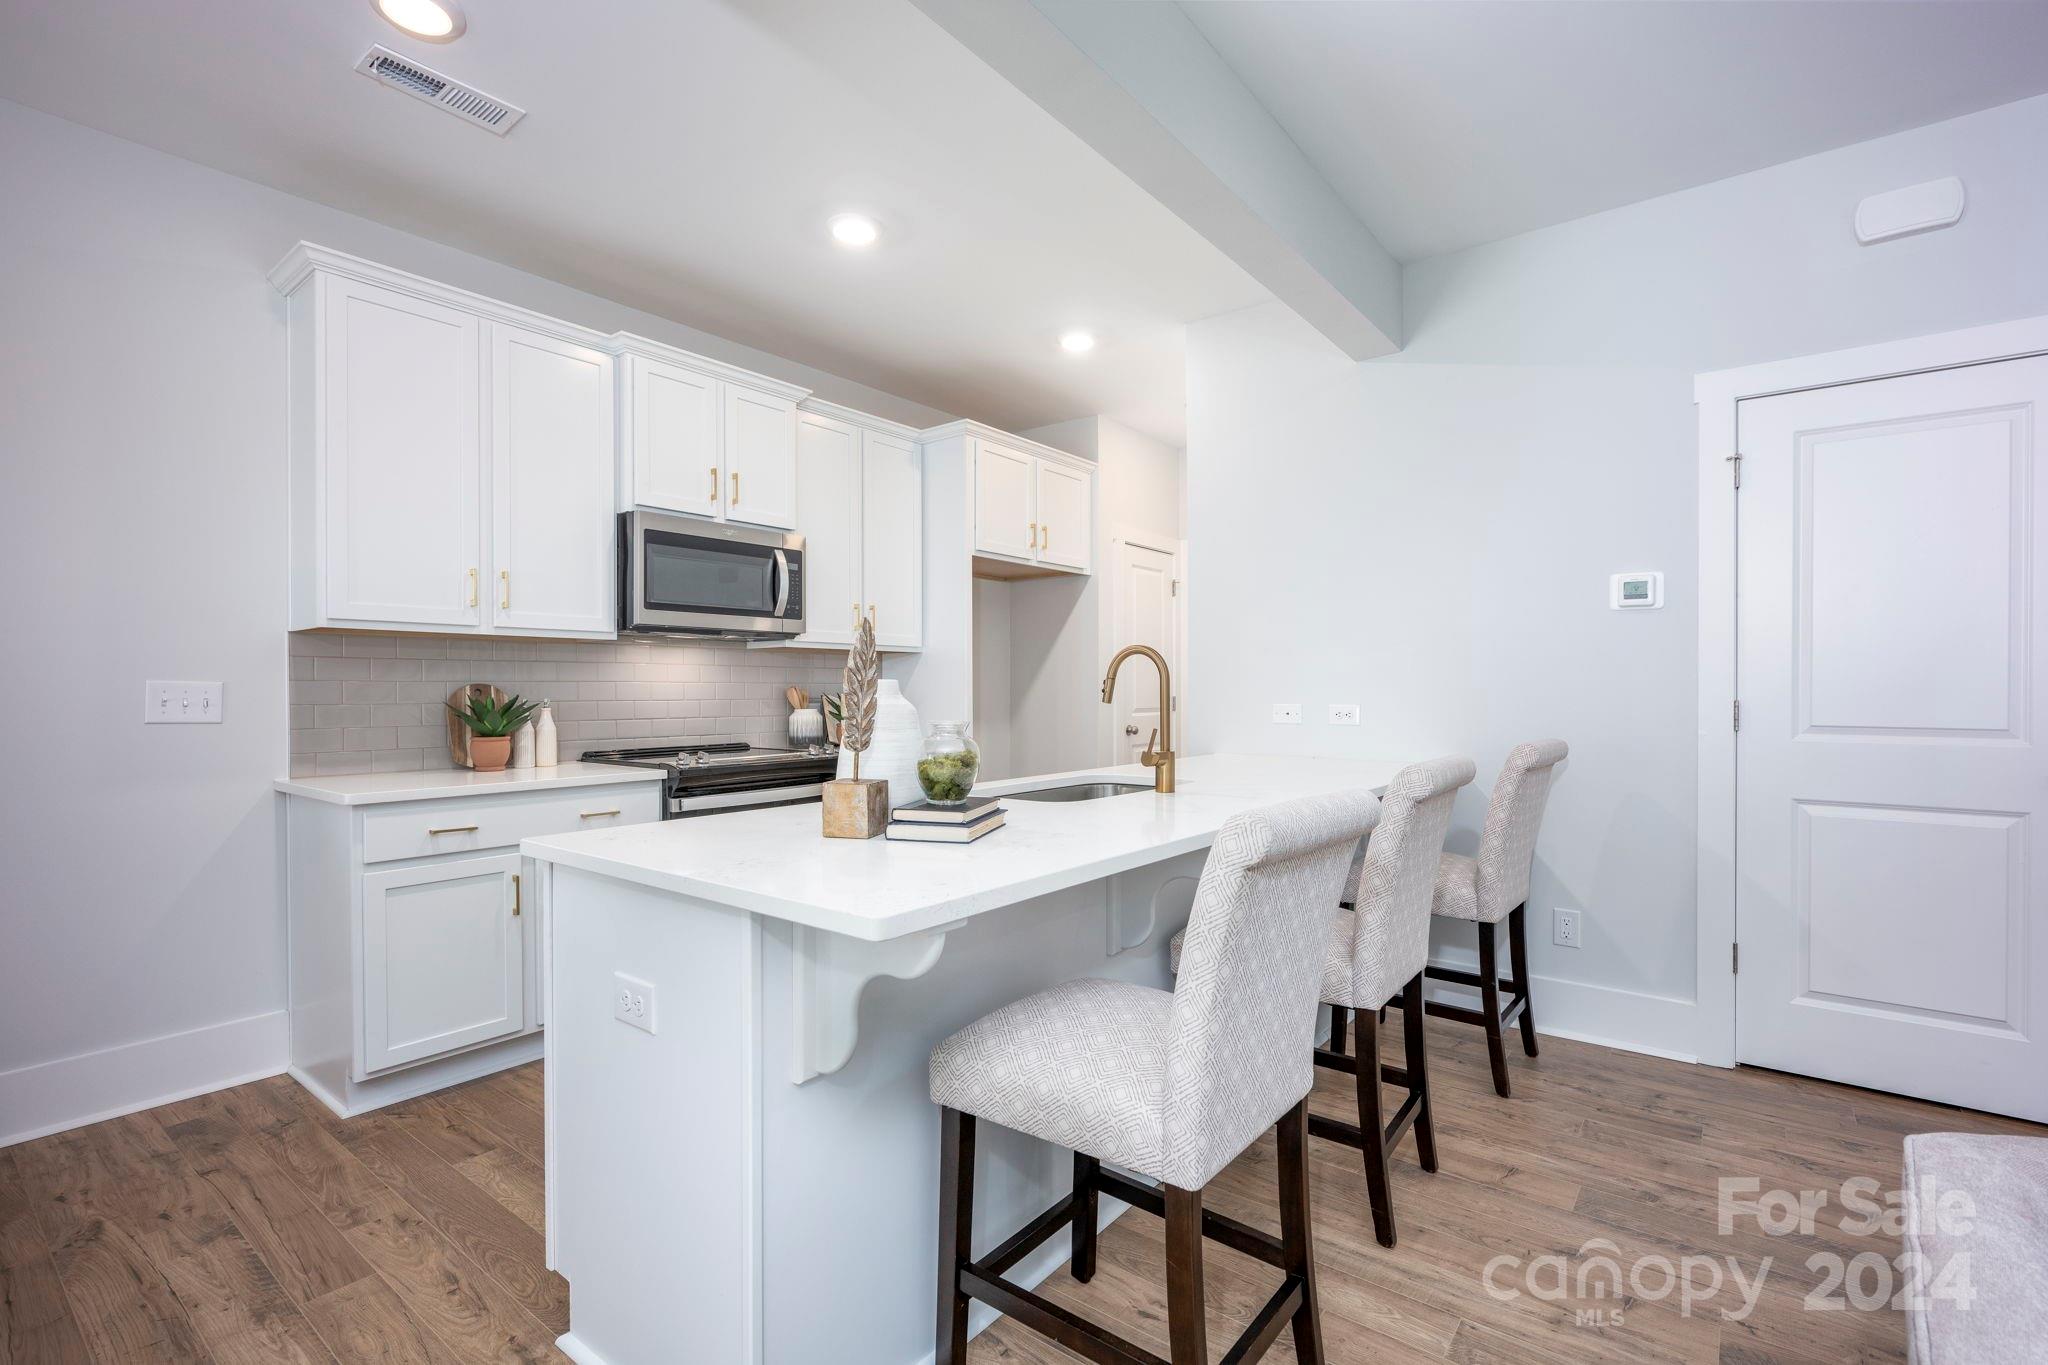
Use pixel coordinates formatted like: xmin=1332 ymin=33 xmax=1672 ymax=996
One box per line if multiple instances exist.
xmin=540 ymin=853 xmax=1206 ymax=1365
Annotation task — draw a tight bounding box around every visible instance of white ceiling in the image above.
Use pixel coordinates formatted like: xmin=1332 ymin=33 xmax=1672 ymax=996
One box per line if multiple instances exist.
xmin=1180 ymin=0 xmax=2048 ymax=262
xmin=0 ymin=0 xmax=1268 ymax=443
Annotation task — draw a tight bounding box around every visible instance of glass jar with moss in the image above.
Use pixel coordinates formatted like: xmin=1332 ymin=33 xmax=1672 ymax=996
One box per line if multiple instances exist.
xmin=915 ymin=721 xmax=982 ymax=807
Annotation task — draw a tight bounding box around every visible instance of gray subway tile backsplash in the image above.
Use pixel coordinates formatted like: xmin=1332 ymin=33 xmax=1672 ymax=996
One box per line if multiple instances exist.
xmin=286 ymin=633 xmax=849 ymax=778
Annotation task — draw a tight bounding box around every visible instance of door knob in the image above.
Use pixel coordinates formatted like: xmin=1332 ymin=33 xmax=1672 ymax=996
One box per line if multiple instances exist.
xmin=1124 ymin=725 xmax=1139 ymax=736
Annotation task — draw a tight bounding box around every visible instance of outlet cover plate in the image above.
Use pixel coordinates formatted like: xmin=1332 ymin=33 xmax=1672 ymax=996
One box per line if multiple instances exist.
xmin=613 ymin=972 xmax=657 ymax=1033
xmin=1328 ymin=703 xmax=1360 ymax=726
xmin=145 ymin=681 xmax=224 ymax=724
xmin=1553 ymin=907 xmax=1582 ymax=949
xmin=1272 ymin=703 xmax=1302 ymax=724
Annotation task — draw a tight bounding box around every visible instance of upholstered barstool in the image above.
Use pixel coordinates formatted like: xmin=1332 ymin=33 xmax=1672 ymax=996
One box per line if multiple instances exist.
xmin=1171 ymin=757 xmax=1472 ymax=1249
xmin=1414 ymin=740 xmax=1568 ymax=1097
xmin=929 ymin=790 xmax=1379 ymax=1365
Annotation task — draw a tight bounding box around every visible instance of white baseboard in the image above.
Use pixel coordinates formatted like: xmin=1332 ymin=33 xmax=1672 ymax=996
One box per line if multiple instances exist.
xmin=0 ymin=1009 xmax=289 ymax=1148
xmin=1420 ymin=959 xmax=1701 ymax=1065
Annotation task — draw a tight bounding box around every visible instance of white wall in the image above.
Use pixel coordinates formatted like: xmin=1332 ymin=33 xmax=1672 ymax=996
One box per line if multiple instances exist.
xmin=0 ymin=98 xmax=948 ymax=1144
xmin=1186 ymin=94 xmax=2048 ymax=1059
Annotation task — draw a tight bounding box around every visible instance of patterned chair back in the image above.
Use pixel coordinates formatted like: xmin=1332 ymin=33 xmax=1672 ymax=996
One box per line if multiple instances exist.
xmin=1161 ymin=789 xmax=1379 ymax=1188
xmin=1344 ymin=757 xmax=1477 ymax=1008
xmin=1475 ymin=740 xmax=1569 ymax=922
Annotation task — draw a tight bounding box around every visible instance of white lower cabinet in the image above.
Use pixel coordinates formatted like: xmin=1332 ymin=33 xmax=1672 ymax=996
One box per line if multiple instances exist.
xmin=284 ymin=780 xmax=661 ymax=1117
xmin=361 ymin=853 xmax=525 ymax=1073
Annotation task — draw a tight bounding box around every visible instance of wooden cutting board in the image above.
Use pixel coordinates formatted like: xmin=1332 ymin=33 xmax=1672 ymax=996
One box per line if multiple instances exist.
xmin=446 ymin=683 xmax=508 ymax=769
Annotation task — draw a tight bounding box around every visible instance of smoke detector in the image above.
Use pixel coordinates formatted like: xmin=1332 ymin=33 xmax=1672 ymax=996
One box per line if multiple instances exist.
xmin=354 ymin=45 xmax=525 ymax=135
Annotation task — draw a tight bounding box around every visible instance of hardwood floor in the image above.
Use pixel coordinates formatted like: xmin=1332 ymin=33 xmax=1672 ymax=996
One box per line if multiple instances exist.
xmin=1 ymin=1022 xmax=2037 ymax=1363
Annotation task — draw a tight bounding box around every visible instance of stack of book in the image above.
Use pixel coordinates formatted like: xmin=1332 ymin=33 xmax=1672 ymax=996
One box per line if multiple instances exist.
xmin=885 ymin=795 xmax=1006 ymax=844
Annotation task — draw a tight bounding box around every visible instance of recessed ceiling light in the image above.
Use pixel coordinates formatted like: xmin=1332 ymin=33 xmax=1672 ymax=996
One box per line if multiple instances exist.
xmin=1059 ymin=330 xmax=1097 ymax=354
xmin=829 ymin=214 xmax=880 ymax=249
xmin=371 ymin=0 xmax=466 ymax=42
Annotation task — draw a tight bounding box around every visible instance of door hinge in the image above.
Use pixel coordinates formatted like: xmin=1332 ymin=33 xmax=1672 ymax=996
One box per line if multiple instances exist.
xmin=1171 ymin=578 xmax=1180 ymax=597
xmin=1732 ymin=942 xmax=1740 ymax=974
xmin=1732 ymin=698 xmax=1741 ymax=732
xmin=1726 ymin=453 xmax=1743 ymax=489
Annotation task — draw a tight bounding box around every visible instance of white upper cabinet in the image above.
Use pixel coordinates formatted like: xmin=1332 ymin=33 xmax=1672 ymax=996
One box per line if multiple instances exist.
xmin=315 ymin=275 xmax=483 ymax=629
xmin=792 ymin=410 xmax=864 ymax=648
xmin=973 ymin=441 xmax=1037 ymax=560
xmin=1033 ymin=459 xmax=1092 ymax=573
xmin=722 ymin=384 xmax=798 ymax=529
xmin=626 ymin=355 xmax=720 ymax=518
xmin=862 ymin=430 xmax=923 ymax=650
xmin=490 ymin=326 xmax=616 ymax=635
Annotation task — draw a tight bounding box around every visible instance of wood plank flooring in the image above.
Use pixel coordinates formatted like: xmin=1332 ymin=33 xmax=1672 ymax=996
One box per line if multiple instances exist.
xmin=1 ymin=1020 xmax=2038 ymax=1363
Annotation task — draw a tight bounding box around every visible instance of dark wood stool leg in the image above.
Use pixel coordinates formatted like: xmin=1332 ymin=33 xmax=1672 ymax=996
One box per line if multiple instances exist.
xmin=1401 ymin=971 xmax=1438 ymax=1173
xmin=1164 ymin=1184 xmax=1208 ymax=1365
xmin=1509 ymin=903 xmax=1539 ymax=1058
xmin=1071 ymin=1152 xmax=1099 ymax=1283
xmin=1328 ymin=1003 xmax=1348 ymax=1056
xmin=935 ymin=1108 xmax=974 ymax=1365
xmin=1275 ymin=1100 xmax=1325 ymax=1365
xmin=1353 ymin=1006 xmax=1397 ymax=1247
xmin=1478 ymin=922 xmax=1512 ymax=1097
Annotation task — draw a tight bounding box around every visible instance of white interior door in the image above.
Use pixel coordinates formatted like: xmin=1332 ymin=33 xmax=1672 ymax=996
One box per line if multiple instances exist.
xmin=489 ymin=325 xmax=615 ymax=635
xmin=1736 ymin=355 xmax=2048 ymax=1121
xmin=360 ymin=853 xmax=525 ymax=1074
xmin=1110 ymin=539 xmax=1177 ymax=764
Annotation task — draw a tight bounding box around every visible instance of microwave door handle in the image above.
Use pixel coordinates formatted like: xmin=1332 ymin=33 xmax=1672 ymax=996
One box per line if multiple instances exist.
xmin=772 ymin=549 xmax=790 ymax=618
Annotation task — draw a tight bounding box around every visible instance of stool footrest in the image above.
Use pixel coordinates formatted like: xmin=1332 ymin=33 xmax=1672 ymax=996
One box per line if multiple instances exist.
xmin=982 ymin=1191 xmax=1079 ymax=1277
xmin=1092 ymin=1168 xmax=1288 ymax=1270
xmin=1222 ymin=1278 xmax=1306 ymax=1365
xmin=1308 ymin=1087 xmax=1423 ymax=1152
xmin=1313 ymin=1046 xmax=1411 ymax=1091
xmin=959 ymin=1266 xmax=1167 ymax=1365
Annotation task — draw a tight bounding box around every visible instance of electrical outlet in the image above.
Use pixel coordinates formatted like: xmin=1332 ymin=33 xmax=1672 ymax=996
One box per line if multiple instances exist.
xmin=145 ymin=680 xmax=223 ymax=724
xmin=1327 ymin=703 xmax=1360 ymax=726
xmin=1553 ymin=907 xmax=1582 ymax=949
xmin=613 ymin=972 xmax=657 ymax=1034
xmin=1272 ymin=703 xmax=1302 ymax=724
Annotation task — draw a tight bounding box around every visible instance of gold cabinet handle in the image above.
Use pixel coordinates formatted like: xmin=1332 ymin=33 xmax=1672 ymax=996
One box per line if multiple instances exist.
xmin=730 ymin=470 xmax=740 ymax=505
xmin=427 ymin=824 xmax=479 ymax=836
xmin=499 ymin=570 xmax=510 ymax=610
xmin=708 ymin=466 xmax=719 ymax=502
xmin=512 ymin=872 xmax=521 ymax=917
xmin=868 ymin=604 xmax=877 ymax=632
xmin=1028 ymin=521 xmax=1037 ymax=549
xmin=467 ymin=568 xmax=478 ymax=607
xmin=1042 ymin=525 xmax=1050 ymax=553
xmin=579 ymin=809 xmax=621 ymax=819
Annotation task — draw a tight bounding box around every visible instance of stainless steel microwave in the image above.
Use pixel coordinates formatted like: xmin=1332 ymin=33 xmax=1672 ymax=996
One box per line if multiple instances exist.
xmin=618 ymin=512 xmax=806 ymax=639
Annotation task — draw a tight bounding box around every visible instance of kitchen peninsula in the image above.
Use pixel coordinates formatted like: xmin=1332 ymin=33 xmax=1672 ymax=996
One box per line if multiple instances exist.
xmin=523 ymin=753 xmax=1402 ymax=1365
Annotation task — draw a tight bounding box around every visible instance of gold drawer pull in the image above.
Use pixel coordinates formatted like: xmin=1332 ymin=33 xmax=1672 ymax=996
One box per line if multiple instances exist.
xmin=426 ymin=824 xmax=479 ymax=836
xmin=580 ymin=809 xmax=621 ymax=820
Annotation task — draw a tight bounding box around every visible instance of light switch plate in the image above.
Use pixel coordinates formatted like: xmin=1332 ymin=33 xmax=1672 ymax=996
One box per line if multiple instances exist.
xmin=145 ymin=680 xmax=224 ymax=724
xmin=1328 ymin=704 xmax=1360 ymax=726
xmin=1272 ymin=703 xmax=1302 ymax=724
xmin=613 ymin=972 xmax=657 ymax=1034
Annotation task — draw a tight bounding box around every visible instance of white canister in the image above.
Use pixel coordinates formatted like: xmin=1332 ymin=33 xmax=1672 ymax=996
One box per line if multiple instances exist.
xmin=789 ymin=705 xmax=825 ymax=747
xmin=510 ymin=720 xmax=535 ymax=769
xmin=534 ymin=702 xmax=559 ymax=767
xmin=836 ymin=678 xmax=922 ymax=809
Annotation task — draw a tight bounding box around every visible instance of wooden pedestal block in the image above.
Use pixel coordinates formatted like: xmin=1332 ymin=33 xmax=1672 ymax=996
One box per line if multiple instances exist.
xmin=822 ymin=778 xmax=889 ymax=839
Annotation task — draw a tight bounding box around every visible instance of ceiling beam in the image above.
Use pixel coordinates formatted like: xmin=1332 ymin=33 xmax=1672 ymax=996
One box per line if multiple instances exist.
xmin=911 ymin=0 xmax=1400 ymax=359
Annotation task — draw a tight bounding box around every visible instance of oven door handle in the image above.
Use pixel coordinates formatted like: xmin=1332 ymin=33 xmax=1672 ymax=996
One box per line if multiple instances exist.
xmin=771 ymin=548 xmax=790 ymax=618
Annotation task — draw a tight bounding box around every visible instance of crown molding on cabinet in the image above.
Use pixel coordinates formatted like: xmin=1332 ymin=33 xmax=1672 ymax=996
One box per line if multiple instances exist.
xmin=917 ymin=418 xmax=1091 ymax=470
xmin=796 ymin=396 xmax=922 ymax=443
xmin=610 ymin=332 xmax=810 ymax=403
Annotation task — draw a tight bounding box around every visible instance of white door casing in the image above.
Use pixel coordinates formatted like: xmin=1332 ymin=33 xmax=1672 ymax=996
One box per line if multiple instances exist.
xmin=1110 ymin=539 xmax=1178 ymax=765
xmin=490 ymin=326 xmax=615 ymax=635
xmin=1734 ymin=356 xmax=2048 ymax=1121
xmin=361 ymin=852 xmax=525 ymax=1074
xmin=323 ymin=276 xmax=481 ymax=627
xmin=862 ymin=430 xmax=923 ymax=650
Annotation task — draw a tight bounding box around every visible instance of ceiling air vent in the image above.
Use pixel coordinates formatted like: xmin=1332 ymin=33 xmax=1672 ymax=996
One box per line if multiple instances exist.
xmin=354 ymin=45 xmax=525 ymax=135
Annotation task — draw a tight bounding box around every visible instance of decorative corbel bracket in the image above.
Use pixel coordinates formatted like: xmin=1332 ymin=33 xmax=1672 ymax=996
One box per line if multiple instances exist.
xmin=1106 ymin=870 xmax=1200 ymax=957
xmin=790 ymin=925 xmax=948 ymax=1084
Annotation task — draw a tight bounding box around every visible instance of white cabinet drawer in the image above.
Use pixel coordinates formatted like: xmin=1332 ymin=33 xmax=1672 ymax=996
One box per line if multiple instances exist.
xmin=361 ymin=785 xmax=659 ymax=864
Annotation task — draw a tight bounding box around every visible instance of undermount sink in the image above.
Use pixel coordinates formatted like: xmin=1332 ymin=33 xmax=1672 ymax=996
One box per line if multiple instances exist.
xmin=1005 ymin=780 xmax=1157 ymax=803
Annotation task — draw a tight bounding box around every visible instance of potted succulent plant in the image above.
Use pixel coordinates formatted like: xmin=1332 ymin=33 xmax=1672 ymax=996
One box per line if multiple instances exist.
xmin=445 ymin=691 xmax=539 ymax=772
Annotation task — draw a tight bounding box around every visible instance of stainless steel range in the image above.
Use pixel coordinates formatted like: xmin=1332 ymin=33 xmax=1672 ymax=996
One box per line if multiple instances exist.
xmin=580 ymin=739 xmax=839 ymax=819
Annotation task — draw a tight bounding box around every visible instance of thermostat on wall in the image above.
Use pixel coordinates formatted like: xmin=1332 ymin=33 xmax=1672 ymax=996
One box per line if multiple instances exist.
xmin=1610 ymin=572 xmax=1663 ymax=609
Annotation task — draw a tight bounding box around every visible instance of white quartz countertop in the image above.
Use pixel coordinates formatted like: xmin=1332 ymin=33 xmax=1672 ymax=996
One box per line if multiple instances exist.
xmin=522 ymin=753 xmax=1402 ymax=941
xmin=275 ymin=762 xmax=664 ymax=806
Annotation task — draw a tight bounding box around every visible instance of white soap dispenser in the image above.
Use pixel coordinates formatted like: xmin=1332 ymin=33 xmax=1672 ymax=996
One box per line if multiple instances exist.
xmin=534 ymin=699 xmax=559 ymax=768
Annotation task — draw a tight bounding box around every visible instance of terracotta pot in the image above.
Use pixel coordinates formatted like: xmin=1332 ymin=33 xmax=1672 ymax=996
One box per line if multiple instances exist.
xmin=470 ymin=735 xmax=512 ymax=772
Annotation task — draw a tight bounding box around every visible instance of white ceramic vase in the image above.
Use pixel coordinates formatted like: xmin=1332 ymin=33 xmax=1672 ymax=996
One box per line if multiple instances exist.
xmin=837 ymin=679 xmax=921 ymax=809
